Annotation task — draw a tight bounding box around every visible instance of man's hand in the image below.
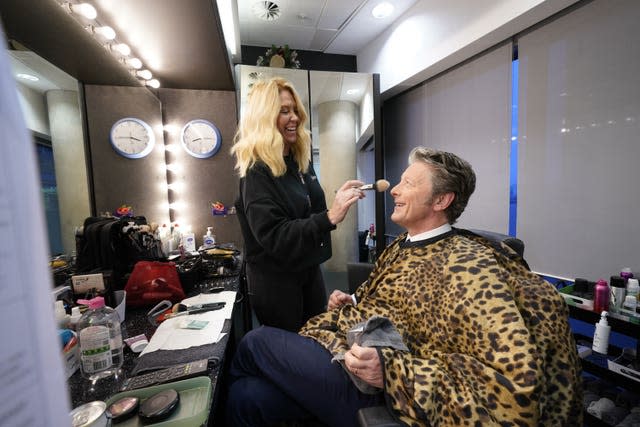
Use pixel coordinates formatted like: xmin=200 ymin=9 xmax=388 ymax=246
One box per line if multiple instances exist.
xmin=344 ymin=343 xmax=383 ymax=389
xmin=327 ymin=290 xmax=353 ymax=310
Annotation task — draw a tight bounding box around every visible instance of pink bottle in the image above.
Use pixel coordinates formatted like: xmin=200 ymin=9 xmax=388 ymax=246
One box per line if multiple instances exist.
xmin=593 ymin=279 xmax=610 ymax=313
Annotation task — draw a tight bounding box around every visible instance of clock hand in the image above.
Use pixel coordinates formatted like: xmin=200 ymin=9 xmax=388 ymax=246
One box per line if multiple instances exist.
xmin=130 ymin=136 xmax=142 ymax=141
xmin=192 ymin=137 xmax=202 ymax=142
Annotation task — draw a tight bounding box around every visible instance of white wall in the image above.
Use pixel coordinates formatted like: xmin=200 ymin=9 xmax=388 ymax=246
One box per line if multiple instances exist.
xmin=357 ymin=0 xmax=580 ymax=99
xmin=15 ymin=82 xmax=49 ymax=135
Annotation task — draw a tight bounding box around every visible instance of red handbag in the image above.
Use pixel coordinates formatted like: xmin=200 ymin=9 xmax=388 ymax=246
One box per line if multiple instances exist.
xmin=124 ymin=261 xmax=185 ymax=307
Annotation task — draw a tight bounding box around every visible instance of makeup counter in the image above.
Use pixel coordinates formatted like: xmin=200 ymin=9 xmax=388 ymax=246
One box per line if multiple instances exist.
xmin=60 ymin=248 xmax=246 ymax=426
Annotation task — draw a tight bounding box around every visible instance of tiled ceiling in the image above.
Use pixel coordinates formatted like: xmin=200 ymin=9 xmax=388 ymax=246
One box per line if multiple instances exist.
xmin=238 ymin=0 xmax=421 ymax=54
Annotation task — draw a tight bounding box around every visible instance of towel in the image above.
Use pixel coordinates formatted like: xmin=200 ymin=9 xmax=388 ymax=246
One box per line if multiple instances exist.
xmin=332 ymin=316 xmax=408 ymax=394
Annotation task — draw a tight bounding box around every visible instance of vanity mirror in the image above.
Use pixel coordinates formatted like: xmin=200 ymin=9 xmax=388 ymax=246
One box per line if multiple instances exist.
xmin=235 ymin=65 xmax=380 ymax=285
xmin=8 ymin=48 xmax=90 ymax=256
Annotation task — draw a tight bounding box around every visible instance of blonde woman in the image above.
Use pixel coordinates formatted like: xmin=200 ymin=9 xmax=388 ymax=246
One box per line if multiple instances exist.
xmin=232 ymin=77 xmax=364 ymax=332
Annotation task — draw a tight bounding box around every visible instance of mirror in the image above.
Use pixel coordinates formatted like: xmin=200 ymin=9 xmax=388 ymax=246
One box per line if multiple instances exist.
xmin=8 ymin=48 xmax=91 ymax=257
xmin=235 ymin=65 xmax=376 ymax=289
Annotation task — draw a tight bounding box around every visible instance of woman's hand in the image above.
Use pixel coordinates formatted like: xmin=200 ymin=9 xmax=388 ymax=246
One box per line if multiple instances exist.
xmin=327 ymin=180 xmax=365 ymax=225
xmin=345 ymin=343 xmax=384 ymax=389
xmin=327 ymin=290 xmax=353 ymax=310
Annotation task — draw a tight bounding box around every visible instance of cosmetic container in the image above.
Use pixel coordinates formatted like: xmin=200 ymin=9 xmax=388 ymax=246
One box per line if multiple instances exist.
xmin=593 ymin=279 xmax=610 ymax=314
xmin=609 ymin=276 xmax=626 ymax=311
xmin=592 ymin=311 xmax=611 ymax=355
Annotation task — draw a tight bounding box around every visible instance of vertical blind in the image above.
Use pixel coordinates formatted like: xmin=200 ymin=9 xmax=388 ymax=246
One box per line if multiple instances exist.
xmin=383 ymin=42 xmax=513 ymax=238
xmin=517 ymin=0 xmax=640 ymax=279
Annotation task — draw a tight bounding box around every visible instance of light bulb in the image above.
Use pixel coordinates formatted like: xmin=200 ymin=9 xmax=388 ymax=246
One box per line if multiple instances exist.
xmin=90 ymin=25 xmax=116 ymax=40
xmin=136 ymin=69 xmax=152 ymax=80
xmin=110 ymin=43 xmax=131 ymax=56
xmin=65 ymin=2 xmax=97 ymax=20
xmin=146 ymin=79 xmax=160 ymax=89
xmin=121 ymin=57 xmax=142 ymax=69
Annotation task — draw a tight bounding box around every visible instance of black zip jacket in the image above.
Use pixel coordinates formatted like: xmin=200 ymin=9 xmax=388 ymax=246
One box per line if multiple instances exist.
xmin=236 ymin=156 xmax=335 ymax=272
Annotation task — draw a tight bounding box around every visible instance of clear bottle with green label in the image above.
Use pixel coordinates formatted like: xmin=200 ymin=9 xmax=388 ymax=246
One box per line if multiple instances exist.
xmin=76 ymin=296 xmax=123 ymax=380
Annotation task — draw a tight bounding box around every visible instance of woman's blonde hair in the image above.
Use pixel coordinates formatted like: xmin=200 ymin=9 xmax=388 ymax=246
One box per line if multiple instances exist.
xmin=231 ymin=77 xmax=311 ymax=177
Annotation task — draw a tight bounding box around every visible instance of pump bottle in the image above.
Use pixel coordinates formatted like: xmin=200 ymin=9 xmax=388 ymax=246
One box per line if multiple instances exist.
xmin=592 ymin=311 xmax=611 ymax=355
xmin=203 ymin=227 xmax=215 ymax=248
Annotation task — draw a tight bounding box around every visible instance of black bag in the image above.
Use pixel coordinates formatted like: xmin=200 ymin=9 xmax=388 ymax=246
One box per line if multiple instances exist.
xmin=75 ymin=216 xmax=162 ymax=289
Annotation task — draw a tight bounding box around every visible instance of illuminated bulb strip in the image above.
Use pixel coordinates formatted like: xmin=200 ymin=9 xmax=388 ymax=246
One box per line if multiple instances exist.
xmin=61 ymin=1 xmax=156 ymax=90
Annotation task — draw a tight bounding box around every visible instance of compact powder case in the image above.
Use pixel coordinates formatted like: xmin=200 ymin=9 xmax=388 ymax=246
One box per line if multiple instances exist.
xmin=107 ymin=396 xmax=139 ymax=423
xmin=138 ymin=389 xmax=180 ymax=422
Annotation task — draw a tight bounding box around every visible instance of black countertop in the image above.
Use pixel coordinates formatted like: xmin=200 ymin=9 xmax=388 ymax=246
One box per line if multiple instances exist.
xmin=66 ymin=271 xmax=241 ymax=414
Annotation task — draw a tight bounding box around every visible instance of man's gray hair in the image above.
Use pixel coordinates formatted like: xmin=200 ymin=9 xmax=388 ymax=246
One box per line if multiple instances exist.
xmin=408 ymin=147 xmax=476 ymax=224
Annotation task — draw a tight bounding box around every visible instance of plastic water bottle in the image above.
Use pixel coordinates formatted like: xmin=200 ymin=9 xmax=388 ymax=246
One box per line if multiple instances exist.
xmin=76 ymin=296 xmax=123 ymax=380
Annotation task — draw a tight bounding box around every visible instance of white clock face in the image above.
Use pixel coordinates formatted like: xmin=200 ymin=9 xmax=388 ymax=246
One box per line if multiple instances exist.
xmin=181 ymin=119 xmax=221 ymax=159
xmin=110 ymin=118 xmax=155 ymax=159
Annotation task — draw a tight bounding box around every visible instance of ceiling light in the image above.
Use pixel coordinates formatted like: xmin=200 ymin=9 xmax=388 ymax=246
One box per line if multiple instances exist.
xmin=218 ymin=0 xmax=238 ymax=56
xmin=89 ymin=25 xmax=116 ymax=40
xmin=252 ymin=1 xmax=280 ymax=21
xmin=372 ymin=2 xmax=394 ymax=19
xmin=146 ymin=79 xmax=160 ymax=89
xmin=16 ymin=73 xmax=39 ymax=82
xmin=136 ymin=69 xmax=153 ymax=80
xmin=63 ymin=2 xmax=97 ymax=20
xmin=346 ymin=89 xmax=359 ymax=95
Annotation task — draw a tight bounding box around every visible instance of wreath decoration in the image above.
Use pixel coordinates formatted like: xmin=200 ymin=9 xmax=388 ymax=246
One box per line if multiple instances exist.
xmin=256 ymin=44 xmax=301 ymax=69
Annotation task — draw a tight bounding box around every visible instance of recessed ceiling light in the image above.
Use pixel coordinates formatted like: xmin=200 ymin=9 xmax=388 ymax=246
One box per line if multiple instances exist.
xmin=252 ymin=1 xmax=281 ymax=21
xmin=16 ymin=73 xmax=39 ymax=82
xmin=346 ymin=89 xmax=359 ymax=95
xmin=372 ymin=2 xmax=394 ymax=19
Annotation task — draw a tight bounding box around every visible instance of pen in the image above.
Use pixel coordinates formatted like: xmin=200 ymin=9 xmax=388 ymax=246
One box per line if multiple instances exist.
xmin=164 ymin=302 xmax=226 ymax=318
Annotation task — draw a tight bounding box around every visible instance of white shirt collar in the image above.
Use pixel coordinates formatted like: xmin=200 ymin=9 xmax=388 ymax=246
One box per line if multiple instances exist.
xmin=407 ymin=223 xmax=452 ymax=242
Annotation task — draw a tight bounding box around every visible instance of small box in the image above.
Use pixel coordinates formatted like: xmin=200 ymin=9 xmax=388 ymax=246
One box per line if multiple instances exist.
xmin=607 ymin=350 xmax=640 ymax=383
xmin=71 ymin=273 xmax=105 ymax=294
xmin=62 ymin=331 xmax=80 ymax=378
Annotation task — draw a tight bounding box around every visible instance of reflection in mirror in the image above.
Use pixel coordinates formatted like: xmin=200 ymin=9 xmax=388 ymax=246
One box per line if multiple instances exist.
xmin=8 ymin=49 xmax=91 ymax=257
xmin=235 ymin=65 xmax=376 ymax=288
xmin=309 ymin=71 xmax=375 ymax=274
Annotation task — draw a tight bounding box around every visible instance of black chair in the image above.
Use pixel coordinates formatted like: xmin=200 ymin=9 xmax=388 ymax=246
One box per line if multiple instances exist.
xmin=354 ymin=229 xmax=524 ymax=427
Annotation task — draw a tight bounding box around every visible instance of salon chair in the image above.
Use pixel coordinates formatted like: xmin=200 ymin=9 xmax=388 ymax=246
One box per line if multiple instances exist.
xmin=353 ymin=229 xmax=525 ymax=427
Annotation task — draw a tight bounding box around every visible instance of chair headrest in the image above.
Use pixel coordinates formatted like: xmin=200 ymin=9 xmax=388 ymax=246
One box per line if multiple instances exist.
xmin=467 ymin=229 xmax=524 ymax=257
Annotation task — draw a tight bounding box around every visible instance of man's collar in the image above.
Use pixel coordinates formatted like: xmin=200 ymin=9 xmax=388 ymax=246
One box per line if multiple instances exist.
xmin=406 ymin=223 xmax=452 ymax=242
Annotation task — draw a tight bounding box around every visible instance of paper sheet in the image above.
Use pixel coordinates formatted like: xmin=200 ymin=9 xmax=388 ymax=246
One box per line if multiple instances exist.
xmin=140 ymin=291 xmax=236 ymax=355
xmin=0 ymin=30 xmax=70 ymax=425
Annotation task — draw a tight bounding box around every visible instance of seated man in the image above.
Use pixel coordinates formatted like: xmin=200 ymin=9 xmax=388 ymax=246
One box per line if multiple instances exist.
xmin=227 ymin=147 xmax=582 ymax=426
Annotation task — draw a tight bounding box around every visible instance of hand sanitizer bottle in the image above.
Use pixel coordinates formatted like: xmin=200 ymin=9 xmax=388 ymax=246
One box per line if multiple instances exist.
xmin=592 ymin=311 xmax=611 ymax=355
xmin=203 ymin=227 xmax=215 ymax=248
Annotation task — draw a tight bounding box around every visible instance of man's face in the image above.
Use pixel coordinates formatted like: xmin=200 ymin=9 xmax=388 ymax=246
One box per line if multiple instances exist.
xmin=390 ymin=162 xmax=439 ymax=234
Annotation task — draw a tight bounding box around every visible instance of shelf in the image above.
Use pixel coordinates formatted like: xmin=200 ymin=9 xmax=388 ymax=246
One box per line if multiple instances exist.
xmin=568 ymin=305 xmax=640 ymax=336
xmin=580 ymin=356 xmax=640 ymax=392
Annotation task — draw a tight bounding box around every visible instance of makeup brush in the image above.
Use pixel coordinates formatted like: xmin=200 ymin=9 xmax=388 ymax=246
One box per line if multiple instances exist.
xmin=359 ymin=179 xmax=390 ymax=192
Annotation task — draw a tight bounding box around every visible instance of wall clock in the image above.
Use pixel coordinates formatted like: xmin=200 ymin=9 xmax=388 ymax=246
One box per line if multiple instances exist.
xmin=109 ymin=117 xmax=155 ymax=159
xmin=180 ymin=119 xmax=222 ymax=159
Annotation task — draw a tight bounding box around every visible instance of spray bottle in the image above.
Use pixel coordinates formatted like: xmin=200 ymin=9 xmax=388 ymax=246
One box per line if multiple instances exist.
xmin=593 ymin=278 xmax=610 ymax=314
